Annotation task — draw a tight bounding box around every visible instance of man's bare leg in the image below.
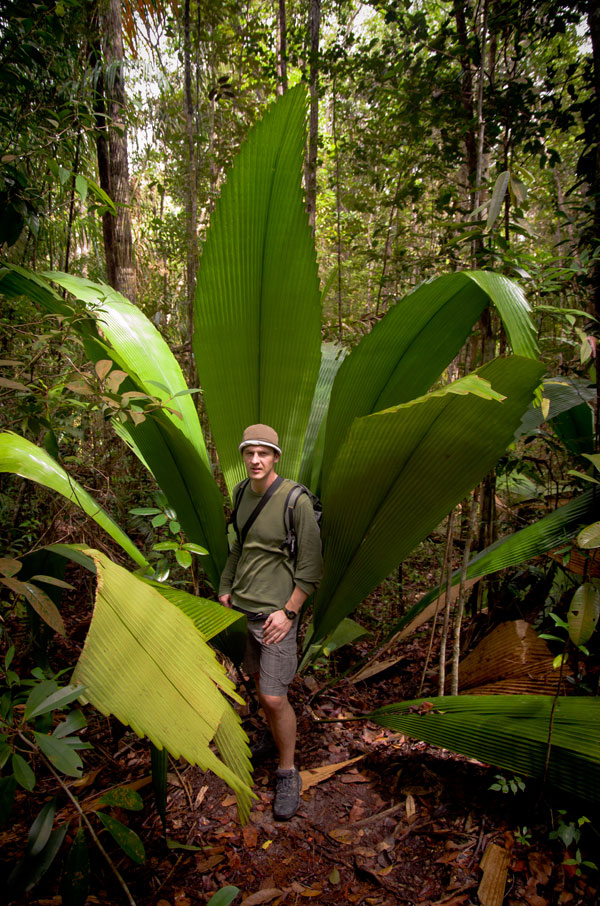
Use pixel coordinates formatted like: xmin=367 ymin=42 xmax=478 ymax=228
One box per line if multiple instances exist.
xmin=253 ymin=674 xmax=296 ymax=770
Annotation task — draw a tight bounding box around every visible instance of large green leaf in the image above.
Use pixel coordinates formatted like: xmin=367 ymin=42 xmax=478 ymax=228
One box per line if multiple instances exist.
xmin=321 ymin=271 xmax=539 ymax=485
xmin=194 ymin=85 xmax=322 ymax=496
xmin=150 ymin=583 xmax=243 ymax=640
xmin=48 ymin=273 xmax=209 ymax=463
xmin=365 ymin=695 xmax=600 ymax=802
xmin=0 ymin=264 xmax=72 ymax=316
xmin=0 ymin=433 xmax=147 ymax=569
xmin=0 ymin=268 xmax=227 ymax=586
xmin=311 ymin=357 xmax=545 ymax=647
xmin=568 ymin=583 xmax=600 ymax=647
xmin=72 ymin=551 xmax=254 ymax=821
xmin=298 ymin=343 xmax=347 ymax=491
xmin=382 ymin=486 xmax=599 ymax=645
xmin=517 ymin=377 xmax=596 ymax=438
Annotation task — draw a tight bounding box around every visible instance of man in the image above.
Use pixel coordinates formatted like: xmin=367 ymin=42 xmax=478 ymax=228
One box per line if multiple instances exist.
xmin=218 ymin=424 xmax=322 ymax=820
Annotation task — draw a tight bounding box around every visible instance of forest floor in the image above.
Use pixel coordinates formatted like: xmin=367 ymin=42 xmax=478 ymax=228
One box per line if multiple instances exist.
xmin=2 ymin=568 xmax=599 ymax=906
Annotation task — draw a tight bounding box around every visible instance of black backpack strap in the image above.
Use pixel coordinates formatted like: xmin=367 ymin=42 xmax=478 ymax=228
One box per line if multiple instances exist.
xmin=239 ymin=474 xmax=284 ymax=546
xmin=280 ymin=484 xmax=307 ymax=557
xmin=229 ymin=478 xmax=250 ymax=544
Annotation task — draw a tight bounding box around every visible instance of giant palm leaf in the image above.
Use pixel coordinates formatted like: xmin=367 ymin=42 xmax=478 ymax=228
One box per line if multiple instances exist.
xmin=0 ymin=434 xmax=148 ymax=569
xmin=310 ymin=357 xmax=545 ymax=647
xmin=73 ymin=550 xmax=254 ymax=821
xmin=194 ymin=85 xmax=321 ymax=496
xmin=0 ymin=268 xmax=227 ymax=586
xmin=298 ymin=342 xmax=347 ymax=490
xmin=387 ymin=487 xmax=599 ymax=642
xmin=364 ymin=695 xmax=600 ymax=802
xmin=321 ymin=272 xmax=539 ymax=488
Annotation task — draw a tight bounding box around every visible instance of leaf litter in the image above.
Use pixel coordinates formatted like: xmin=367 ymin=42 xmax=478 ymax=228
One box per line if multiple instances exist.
xmin=1 ymin=597 xmax=598 ymax=906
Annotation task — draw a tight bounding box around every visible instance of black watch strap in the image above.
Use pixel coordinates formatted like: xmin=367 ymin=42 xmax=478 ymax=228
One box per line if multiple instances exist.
xmin=283 ymin=606 xmax=296 ymax=620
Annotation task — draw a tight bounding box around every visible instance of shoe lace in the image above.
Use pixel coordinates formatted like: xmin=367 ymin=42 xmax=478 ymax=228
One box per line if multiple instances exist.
xmin=276 ymin=772 xmax=297 ymax=794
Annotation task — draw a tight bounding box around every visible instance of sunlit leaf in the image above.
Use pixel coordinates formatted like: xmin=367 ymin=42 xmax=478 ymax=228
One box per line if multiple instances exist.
xmin=0 ymin=433 xmax=147 ymax=569
xmin=72 ymin=551 xmax=254 ymax=821
xmin=194 ymin=85 xmax=321 ymax=495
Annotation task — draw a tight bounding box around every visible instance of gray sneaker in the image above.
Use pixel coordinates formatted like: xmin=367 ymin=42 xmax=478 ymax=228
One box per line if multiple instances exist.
xmin=273 ymin=768 xmax=302 ymax=821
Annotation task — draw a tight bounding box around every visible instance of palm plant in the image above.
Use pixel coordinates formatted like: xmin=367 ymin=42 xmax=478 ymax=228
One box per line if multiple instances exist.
xmin=4 ymin=85 xmax=588 ymax=809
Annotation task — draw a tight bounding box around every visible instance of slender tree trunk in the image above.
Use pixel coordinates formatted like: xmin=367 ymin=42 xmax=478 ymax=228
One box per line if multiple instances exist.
xmin=98 ymin=0 xmax=136 ymax=302
xmin=332 ymin=72 xmax=343 ymax=341
xmin=472 ymin=0 xmax=489 ymax=217
xmin=375 ymin=171 xmax=402 ymax=316
xmin=64 ymin=129 xmax=81 ymax=274
xmin=438 ymin=509 xmax=456 ymax=696
xmin=184 ymin=0 xmax=199 ymax=381
xmin=453 ymin=0 xmax=477 ymax=210
xmin=451 ymin=488 xmax=479 ymax=695
xmin=305 ymin=0 xmax=321 ymax=232
xmin=587 ymin=0 xmax=600 ymax=449
xmin=276 ymin=0 xmax=288 ymax=95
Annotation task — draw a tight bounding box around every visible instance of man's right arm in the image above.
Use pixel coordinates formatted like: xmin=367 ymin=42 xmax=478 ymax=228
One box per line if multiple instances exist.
xmin=218 ymin=538 xmax=242 ymax=608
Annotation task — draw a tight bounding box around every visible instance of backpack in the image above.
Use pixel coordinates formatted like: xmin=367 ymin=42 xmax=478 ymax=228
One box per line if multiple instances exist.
xmin=230 ymin=478 xmax=321 ymax=558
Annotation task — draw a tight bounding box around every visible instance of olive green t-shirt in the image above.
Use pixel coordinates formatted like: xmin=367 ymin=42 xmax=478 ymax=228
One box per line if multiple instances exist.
xmin=218 ymin=478 xmax=323 ymax=614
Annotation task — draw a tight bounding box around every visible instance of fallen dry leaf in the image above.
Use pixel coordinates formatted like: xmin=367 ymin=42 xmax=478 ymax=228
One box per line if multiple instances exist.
xmin=300 ymin=755 xmax=364 ymax=791
xmin=340 ymin=771 xmax=370 ymax=783
xmin=436 ymin=851 xmax=459 ymax=864
xmin=418 ymin=878 xmax=437 ymax=900
xmin=173 ymin=892 xmax=191 ymax=906
xmin=194 ymin=853 xmax=224 ymax=872
xmin=242 ymin=824 xmax=259 ymax=848
xmin=349 ymin=799 xmax=366 ymax=822
xmin=354 ymin=845 xmax=377 ymax=858
xmin=378 ymin=864 xmax=395 ymax=877
xmin=240 ymin=889 xmax=284 ymax=906
xmin=194 ymin=785 xmax=208 ymax=808
xmin=528 ymin=851 xmax=553 ymax=886
xmin=329 ymin=826 xmax=361 ymax=845
xmin=221 ymin=793 xmax=237 ymax=808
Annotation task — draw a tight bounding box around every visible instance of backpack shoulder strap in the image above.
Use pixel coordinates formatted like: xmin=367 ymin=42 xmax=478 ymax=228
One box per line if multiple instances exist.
xmin=230 ymin=478 xmax=250 ymax=544
xmin=281 ymin=483 xmax=308 ymax=557
xmin=239 ymin=474 xmax=284 ymax=546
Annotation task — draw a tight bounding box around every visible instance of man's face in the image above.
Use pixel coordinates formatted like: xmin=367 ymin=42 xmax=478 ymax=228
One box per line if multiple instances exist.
xmin=242 ymin=445 xmax=279 ymax=482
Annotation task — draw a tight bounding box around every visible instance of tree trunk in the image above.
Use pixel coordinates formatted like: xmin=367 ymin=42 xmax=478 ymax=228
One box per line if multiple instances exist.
xmin=276 ymin=0 xmax=288 ymax=95
xmin=98 ymin=0 xmax=135 ymax=303
xmin=305 ymin=0 xmax=321 ymax=232
xmin=453 ymin=0 xmax=477 ymax=210
xmin=184 ymin=0 xmax=199 ymax=382
xmin=587 ymin=0 xmax=600 ymax=449
xmin=332 ymin=72 xmax=343 ymax=342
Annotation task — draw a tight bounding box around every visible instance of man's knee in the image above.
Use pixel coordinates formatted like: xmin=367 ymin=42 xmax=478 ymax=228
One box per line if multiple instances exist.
xmin=260 ymin=692 xmax=288 ymax=715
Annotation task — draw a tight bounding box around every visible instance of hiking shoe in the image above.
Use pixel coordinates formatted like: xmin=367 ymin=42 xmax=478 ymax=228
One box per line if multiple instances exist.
xmin=273 ymin=768 xmax=302 ymax=821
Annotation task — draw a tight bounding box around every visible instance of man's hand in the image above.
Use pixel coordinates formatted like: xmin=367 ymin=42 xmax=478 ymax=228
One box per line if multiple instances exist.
xmin=219 ymin=594 xmax=232 ymax=608
xmin=263 ymin=608 xmax=293 ymax=645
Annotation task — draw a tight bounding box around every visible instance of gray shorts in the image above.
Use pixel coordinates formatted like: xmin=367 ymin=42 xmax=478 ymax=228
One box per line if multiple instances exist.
xmin=242 ymin=614 xmax=298 ymax=697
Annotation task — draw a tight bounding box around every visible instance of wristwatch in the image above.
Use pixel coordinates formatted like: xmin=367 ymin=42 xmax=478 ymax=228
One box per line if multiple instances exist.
xmin=283 ymin=606 xmax=296 ymax=620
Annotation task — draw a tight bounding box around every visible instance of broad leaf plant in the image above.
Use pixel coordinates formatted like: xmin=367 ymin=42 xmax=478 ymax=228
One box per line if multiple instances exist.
xmin=1 ymin=87 xmax=597 ymax=808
